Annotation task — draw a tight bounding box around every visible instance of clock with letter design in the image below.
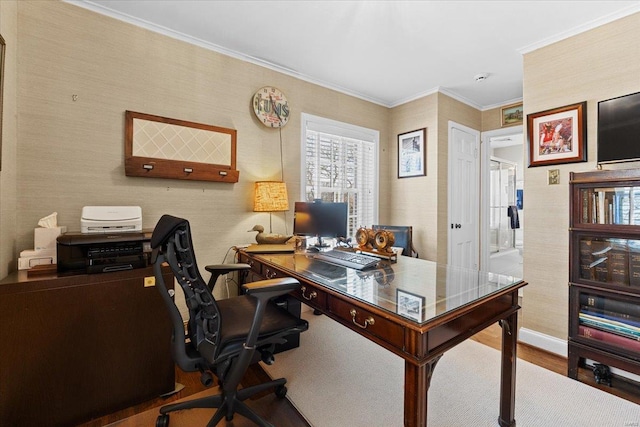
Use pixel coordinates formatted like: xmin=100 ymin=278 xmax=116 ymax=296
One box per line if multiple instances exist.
xmin=253 ymin=86 xmax=290 ymax=128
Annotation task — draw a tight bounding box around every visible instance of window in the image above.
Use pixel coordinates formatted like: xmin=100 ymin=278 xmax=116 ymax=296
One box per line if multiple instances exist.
xmin=301 ymin=113 xmax=379 ymax=239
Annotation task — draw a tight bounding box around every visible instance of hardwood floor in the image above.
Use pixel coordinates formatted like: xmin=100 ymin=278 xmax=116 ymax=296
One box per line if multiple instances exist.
xmin=80 ymin=323 xmax=639 ymax=427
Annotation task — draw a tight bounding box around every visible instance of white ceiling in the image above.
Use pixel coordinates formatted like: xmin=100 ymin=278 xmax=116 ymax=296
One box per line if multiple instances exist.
xmin=72 ymin=1 xmax=640 ymax=109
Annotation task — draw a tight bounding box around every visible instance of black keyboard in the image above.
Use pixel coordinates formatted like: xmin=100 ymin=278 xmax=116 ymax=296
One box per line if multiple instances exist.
xmin=314 ymin=249 xmax=380 ymax=270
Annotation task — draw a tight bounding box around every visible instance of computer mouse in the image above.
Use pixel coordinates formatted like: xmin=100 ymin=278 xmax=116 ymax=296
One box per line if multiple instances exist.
xmin=306 ymin=247 xmax=320 ymax=253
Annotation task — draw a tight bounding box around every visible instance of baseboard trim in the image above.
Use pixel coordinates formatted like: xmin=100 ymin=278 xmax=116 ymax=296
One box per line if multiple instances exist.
xmin=518 ymin=327 xmax=567 ymax=357
xmin=519 ymin=327 xmax=640 ymax=383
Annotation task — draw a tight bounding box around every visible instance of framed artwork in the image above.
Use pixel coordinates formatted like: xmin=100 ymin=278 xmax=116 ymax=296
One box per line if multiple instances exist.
xmin=501 ymin=102 xmax=523 ymax=127
xmin=396 ymin=289 xmax=425 ymax=321
xmin=527 ymin=101 xmax=587 ymax=167
xmin=398 ymin=128 xmax=426 ymax=178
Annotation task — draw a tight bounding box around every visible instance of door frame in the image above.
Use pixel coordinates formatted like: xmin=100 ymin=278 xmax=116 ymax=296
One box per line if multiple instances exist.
xmin=479 ymin=125 xmax=523 ymax=272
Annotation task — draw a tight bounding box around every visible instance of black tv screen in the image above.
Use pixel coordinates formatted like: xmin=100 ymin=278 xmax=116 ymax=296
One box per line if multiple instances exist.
xmin=293 ymin=201 xmax=348 ymax=241
xmin=598 ymin=91 xmax=640 ymax=164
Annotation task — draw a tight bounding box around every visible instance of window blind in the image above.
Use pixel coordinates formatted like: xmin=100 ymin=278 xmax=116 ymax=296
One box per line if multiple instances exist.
xmin=301 ymin=114 xmax=379 ymax=240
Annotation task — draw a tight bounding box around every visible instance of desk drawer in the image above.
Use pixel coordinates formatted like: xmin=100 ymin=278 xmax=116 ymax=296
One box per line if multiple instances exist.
xmin=238 ymin=253 xmax=262 ymax=275
xmin=291 ymin=282 xmax=327 ymax=311
xmin=328 ymin=297 xmax=404 ymax=349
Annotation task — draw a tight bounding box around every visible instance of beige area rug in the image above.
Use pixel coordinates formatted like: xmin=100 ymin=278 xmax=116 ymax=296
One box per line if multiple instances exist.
xmin=262 ymin=311 xmax=640 ymax=427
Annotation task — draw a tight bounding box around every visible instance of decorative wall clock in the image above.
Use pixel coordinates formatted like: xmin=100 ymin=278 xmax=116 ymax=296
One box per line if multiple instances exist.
xmin=252 ymin=86 xmax=290 ymax=128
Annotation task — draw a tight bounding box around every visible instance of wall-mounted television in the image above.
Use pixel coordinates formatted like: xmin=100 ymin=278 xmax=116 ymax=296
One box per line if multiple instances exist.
xmin=293 ymin=201 xmax=348 ymax=247
xmin=597 ymin=91 xmax=640 ymax=164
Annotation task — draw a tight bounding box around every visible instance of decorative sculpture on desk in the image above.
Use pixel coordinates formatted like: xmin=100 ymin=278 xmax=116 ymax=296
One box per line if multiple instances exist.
xmin=249 ymin=224 xmax=293 ymax=244
xmin=355 ymin=227 xmax=396 ymax=257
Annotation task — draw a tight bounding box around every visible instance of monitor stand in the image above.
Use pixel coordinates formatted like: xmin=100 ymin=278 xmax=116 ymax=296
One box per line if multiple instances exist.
xmin=312 ymin=235 xmax=330 ymax=249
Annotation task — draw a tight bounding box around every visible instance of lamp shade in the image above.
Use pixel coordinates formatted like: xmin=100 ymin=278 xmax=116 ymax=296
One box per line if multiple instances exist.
xmin=254 ymin=181 xmax=289 ymax=212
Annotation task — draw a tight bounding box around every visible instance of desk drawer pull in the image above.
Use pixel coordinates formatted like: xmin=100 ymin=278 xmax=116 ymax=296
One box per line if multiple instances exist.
xmin=350 ymin=309 xmax=375 ymax=329
xmin=265 ymin=268 xmax=277 ymax=279
xmin=300 ymin=286 xmax=317 ymax=301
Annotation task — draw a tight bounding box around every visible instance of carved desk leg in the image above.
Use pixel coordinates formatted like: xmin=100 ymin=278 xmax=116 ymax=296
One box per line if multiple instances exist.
xmin=499 ymin=311 xmax=518 ymax=427
xmin=404 ymin=355 xmax=442 ymax=427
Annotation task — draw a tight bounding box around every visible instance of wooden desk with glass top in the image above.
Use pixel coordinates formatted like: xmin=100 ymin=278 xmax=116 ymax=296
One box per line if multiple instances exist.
xmin=238 ymin=250 xmax=527 ymax=427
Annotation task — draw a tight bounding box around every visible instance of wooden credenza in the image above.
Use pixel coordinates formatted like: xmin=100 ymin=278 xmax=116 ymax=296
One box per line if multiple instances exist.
xmin=0 ymin=266 xmax=175 ymax=427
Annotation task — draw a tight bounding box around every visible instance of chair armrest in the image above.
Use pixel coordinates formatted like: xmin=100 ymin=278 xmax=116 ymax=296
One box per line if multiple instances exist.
xmin=242 ymin=277 xmax=300 ymax=302
xmin=204 ymin=263 xmax=251 ymax=290
xmin=204 ymin=263 xmax=251 ymax=275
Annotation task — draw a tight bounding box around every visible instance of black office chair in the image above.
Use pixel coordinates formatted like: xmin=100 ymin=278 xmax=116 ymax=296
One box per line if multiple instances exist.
xmin=372 ymin=225 xmax=419 ymax=258
xmin=150 ymin=214 xmax=308 ymax=427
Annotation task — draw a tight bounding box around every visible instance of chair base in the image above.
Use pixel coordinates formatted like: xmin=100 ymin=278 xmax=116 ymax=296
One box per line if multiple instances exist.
xmin=157 ymin=377 xmax=287 ymax=427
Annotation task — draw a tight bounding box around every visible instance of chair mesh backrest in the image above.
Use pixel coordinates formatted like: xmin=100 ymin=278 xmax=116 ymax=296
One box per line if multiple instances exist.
xmin=151 ymin=214 xmax=221 ymax=361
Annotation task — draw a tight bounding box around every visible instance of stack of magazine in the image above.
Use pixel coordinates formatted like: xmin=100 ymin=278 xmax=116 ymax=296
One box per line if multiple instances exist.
xmin=578 ymin=293 xmax=640 ymax=352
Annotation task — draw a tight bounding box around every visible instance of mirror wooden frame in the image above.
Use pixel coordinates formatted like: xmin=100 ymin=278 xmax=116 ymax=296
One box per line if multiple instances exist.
xmin=125 ymin=110 xmax=239 ymax=183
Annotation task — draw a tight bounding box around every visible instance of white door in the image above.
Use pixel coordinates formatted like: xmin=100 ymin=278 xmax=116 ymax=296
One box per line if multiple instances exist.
xmin=448 ymin=121 xmax=480 ymax=270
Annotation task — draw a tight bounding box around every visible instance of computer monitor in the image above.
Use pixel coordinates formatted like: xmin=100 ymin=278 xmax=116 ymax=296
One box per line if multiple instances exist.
xmin=293 ymin=201 xmax=348 ymax=247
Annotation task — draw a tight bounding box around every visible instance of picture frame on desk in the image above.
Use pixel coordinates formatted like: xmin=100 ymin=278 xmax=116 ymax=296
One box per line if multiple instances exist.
xmin=527 ymin=101 xmax=587 ymax=167
xmin=396 ymin=289 xmax=424 ymax=322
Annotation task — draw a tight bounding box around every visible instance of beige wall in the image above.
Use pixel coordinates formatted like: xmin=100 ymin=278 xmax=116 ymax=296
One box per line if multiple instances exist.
xmin=521 ymin=12 xmax=640 ymax=340
xmin=0 ymin=1 xmax=17 ymax=277
xmin=386 ymin=92 xmax=482 ymax=263
xmin=15 ymin=1 xmax=389 ymax=298
xmin=7 ymin=2 xmax=640 ymax=347
xmin=388 ymin=94 xmax=438 ymax=260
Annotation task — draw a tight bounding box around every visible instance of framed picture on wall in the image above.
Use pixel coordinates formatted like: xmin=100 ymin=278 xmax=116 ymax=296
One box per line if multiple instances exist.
xmin=527 ymin=101 xmax=587 ymax=167
xmin=501 ymin=103 xmax=523 ymax=127
xmin=398 ymin=128 xmax=426 ymax=178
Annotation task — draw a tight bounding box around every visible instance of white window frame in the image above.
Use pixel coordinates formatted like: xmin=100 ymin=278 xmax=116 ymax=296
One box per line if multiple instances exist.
xmin=300 ymin=113 xmax=379 ymax=239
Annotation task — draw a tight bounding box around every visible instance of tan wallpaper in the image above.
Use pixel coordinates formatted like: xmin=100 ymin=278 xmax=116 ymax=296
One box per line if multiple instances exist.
xmin=522 ymin=12 xmax=640 ymax=340
xmin=0 ymin=0 xmax=18 ymax=278
xmin=15 ymin=1 xmax=389 ymax=298
xmin=9 ymin=2 xmax=640 ymax=347
xmin=388 ymin=94 xmax=438 ymax=261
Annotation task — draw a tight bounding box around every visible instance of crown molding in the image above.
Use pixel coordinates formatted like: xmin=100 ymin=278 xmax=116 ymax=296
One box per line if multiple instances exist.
xmin=518 ymin=3 xmax=640 ymax=54
xmin=66 ymin=1 xmax=391 ymax=107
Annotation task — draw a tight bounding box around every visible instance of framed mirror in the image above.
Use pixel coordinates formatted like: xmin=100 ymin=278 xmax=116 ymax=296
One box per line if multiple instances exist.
xmin=125 ymin=110 xmax=239 ymax=182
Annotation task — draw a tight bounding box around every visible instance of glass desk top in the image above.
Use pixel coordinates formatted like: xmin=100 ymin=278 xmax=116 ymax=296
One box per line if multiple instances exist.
xmin=249 ymin=251 xmax=525 ymax=325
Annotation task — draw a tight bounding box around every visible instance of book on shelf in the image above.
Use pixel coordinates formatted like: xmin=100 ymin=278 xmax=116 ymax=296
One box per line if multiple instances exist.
xmin=580 ymin=305 xmax=640 ymax=326
xmin=579 ymin=238 xmax=594 ymax=280
xmin=590 ymin=240 xmax=611 ymax=282
xmin=609 ymin=239 xmax=629 ymax=285
xmin=581 ymin=308 xmax=640 ymax=328
xmin=578 ymin=325 xmax=640 ymax=352
xmin=586 ymin=187 xmax=632 ymax=225
xmin=581 ymin=189 xmax=589 ymax=223
xmin=579 ymin=312 xmax=640 ymax=339
xmin=580 ymin=293 xmax=640 ymax=319
xmin=629 ymin=240 xmax=640 ymax=287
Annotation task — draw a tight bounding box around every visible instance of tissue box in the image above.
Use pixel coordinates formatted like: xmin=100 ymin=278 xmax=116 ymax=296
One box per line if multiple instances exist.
xmin=34 ymin=226 xmax=67 ymax=253
xmin=18 ymin=249 xmax=55 ymax=270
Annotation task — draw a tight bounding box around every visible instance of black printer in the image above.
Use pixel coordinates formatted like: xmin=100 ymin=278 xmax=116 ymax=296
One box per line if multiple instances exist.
xmin=57 ymin=231 xmax=152 ymax=274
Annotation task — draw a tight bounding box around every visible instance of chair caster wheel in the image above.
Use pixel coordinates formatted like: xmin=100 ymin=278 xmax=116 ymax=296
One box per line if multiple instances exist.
xmin=156 ymin=414 xmax=169 ymax=427
xmin=275 ymin=385 xmax=287 ymax=398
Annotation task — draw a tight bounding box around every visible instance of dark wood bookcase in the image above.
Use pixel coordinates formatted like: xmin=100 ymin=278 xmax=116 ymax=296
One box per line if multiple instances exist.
xmin=568 ymin=169 xmax=640 ymax=387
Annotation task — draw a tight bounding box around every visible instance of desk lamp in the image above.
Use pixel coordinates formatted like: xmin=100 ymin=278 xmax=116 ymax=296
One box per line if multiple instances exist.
xmin=253 ymin=181 xmax=289 ymax=233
